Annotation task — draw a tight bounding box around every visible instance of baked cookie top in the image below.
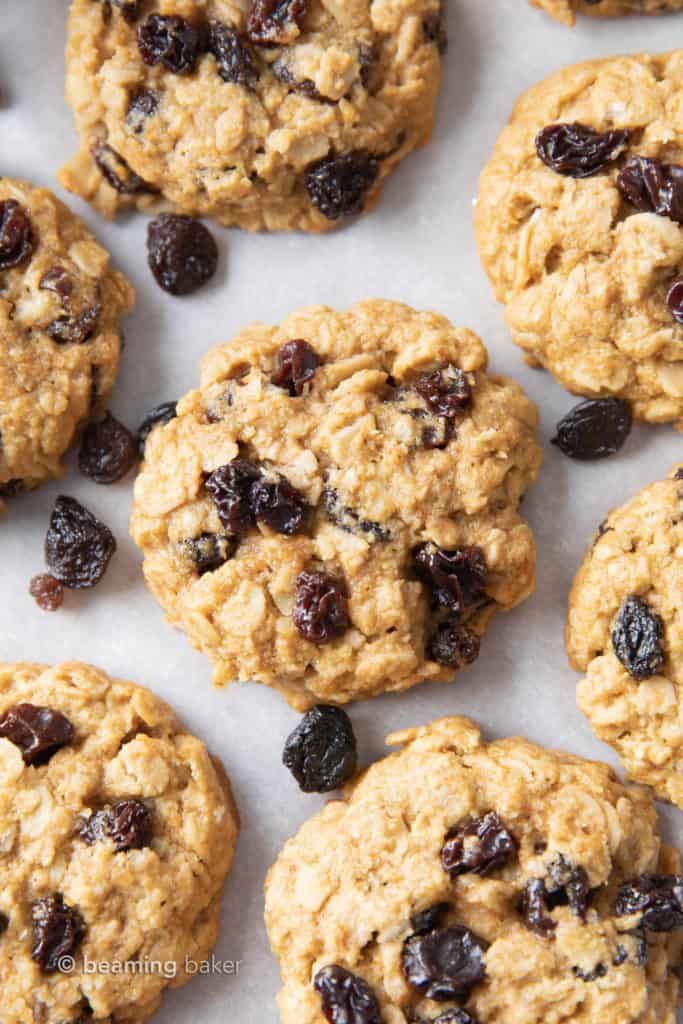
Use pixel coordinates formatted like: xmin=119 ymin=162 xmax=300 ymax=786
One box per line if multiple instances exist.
xmin=59 ymin=0 xmax=444 ymax=232
xmin=529 ymin=0 xmax=683 ymax=25
xmin=568 ymin=464 xmax=683 ymax=808
xmin=0 ymin=178 xmax=134 ymax=501
xmin=475 ymin=51 xmax=683 ymax=427
xmin=130 ymin=300 xmax=542 ymax=710
xmin=265 ymin=715 xmax=683 ymax=1024
xmin=0 ymin=661 xmax=238 ymax=1023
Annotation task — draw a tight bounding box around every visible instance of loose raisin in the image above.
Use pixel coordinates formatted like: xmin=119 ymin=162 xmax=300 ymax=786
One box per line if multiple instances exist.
xmin=205 ymin=460 xmax=262 ymax=534
xmin=78 ymin=412 xmax=137 ymax=484
xmin=184 ymin=532 xmax=236 ymax=575
xmin=293 ymin=570 xmax=350 ymax=644
xmin=617 ymin=156 xmax=683 ymax=224
xmin=519 ymin=878 xmax=556 ymax=937
xmin=667 ymin=277 xmax=683 ymax=325
xmin=31 ymin=895 xmax=85 ymax=973
xmin=283 ymin=704 xmax=357 ymax=793
xmin=45 ymin=306 xmax=101 ymax=346
xmin=323 ymin=489 xmax=391 ymax=543
xmin=615 ymin=875 xmax=683 ymax=932
xmin=45 ymin=496 xmax=116 ymax=589
xmin=414 ymin=543 xmax=487 ymax=614
xmin=92 ymin=142 xmax=153 ymax=194
xmin=305 ymin=152 xmax=379 ymax=221
xmin=0 ymin=703 xmax=74 ymax=765
xmin=429 ymin=619 xmax=480 ymax=669
xmin=137 ymin=15 xmax=202 ymax=73
xmin=313 ymin=965 xmax=382 ymax=1024
xmin=80 ymin=799 xmax=153 ymax=852
xmin=29 ymin=574 xmax=64 ymax=612
xmin=126 ymin=90 xmax=159 ymax=133
xmin=441 ymin=813 xmax=517 ymax=877
xmin=147 ymin=213 xmax=218 ymax=296
xmin=551 ymin=398 xmax=632 ymax=460
xmin=272 ymin=339 xmax=320 ymax=396
xmin=411 ymin=902 xmax=451 ymax=935
xmin=402 ymin=926 xmax=487 ymax=1000
xmin=208 ymin=21 xmax=259 ymax=87
xmin=535 ymin=123 xmax=629 ymax=178
xmin=415 ymin=366 xmax=471 ymax=419
xmin=247 ymin=0 xmax=310 ymax=46
xmin=251 ymin=476 xmax=309 ymax=534
xmin=136 ymin=400 xmax=177 ymax=457
xmin=0 ymin=199 xmax=33 ymax=270
xmin=611 ymin=596 xmax=664 ymax=680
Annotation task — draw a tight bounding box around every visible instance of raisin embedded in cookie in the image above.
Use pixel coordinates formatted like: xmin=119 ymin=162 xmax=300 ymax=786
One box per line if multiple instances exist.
xmin=265 ymin=716 xmax=683 ymax=1024
xmin=475 ymin=52 xmax=683 ymax=428
xmin=58 ymin=0 xmax=444 ymax=232
xmin=0 ymin=661 xmax=239 ymax=1023
xmin=0 ymin=178 xmax=134 ymax=505
xmin=529 ymin=0 xmax=683 ymax=25
xmin=130 ymin=300 xmax=542 ymax=710
xmin=567 ymin=464 xmax=683 ymax=807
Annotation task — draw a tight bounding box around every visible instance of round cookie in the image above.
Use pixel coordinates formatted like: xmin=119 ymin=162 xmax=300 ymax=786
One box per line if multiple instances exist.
xmin=130 ymin=300 xmax=542 ymax=710
xmin=475 ymin=51 xmax=683 ymax=428
xmin=0 ymin=660 xmax=239 ymax=1023
xmin=58 ymin=0 xmax=444 ymax=232
xmin=265 ymin=715 xmax=683 ymax=1024
xmin=568 ymin=464 xmax=683 ymax=807
xmin=0 ymin=177 xmax=134 ymax=503
xmin=529 ymin=0 xmax=683 ymax=25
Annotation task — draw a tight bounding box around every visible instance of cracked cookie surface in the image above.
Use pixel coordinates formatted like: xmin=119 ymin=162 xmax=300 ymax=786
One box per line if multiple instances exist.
xmin=475 ymin=51 xmax=683 ymax=428
xmin=529 ymin=0 xmax=683 ymax=25
xmin=568 ymin=464 xmax=683 ymax=808
xmin=59 ymin=0 xmax=443 ymax=232
xmin=129 ymin=300 xmax=542 ymax=710
xmin=265 ymin=715 xmax=683 ymax=1024
xmin=0 ymin=661 xmax=239 ymax=1023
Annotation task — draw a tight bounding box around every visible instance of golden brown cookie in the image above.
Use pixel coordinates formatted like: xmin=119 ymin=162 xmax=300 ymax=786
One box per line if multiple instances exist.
xmin=530 ymin=0 xmax=683 ymax=25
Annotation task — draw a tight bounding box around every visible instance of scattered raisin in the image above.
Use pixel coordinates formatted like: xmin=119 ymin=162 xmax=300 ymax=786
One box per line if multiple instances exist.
xmin=414 ymin=366 xmax=471 ymax=419
xmin=535 ymin=123 xmax=629 ymax=178
xmin=137 ymin=15 xmax=202 ymax=73
xmin=667 ymin=277 xmax=683 ymax=325
xmin=45 ymin=496 xmax=117 ymax=589
xmin=247 ymin=0 xmax=310 ymax=46
xmin=611 ymin=596 xmax=664 ymax=680
xmin=208 ymin=20 xmax=259 ymax=87
xmin=251 ymin=477 xmax=309 ymax=534
xmin=283 ymin=704 xmax=358 ymax=793
xmin=429 ymin=619 xmax=480 ymax=669
xmin=147 ymin=213 xmax=218 ymax=296
xmin=411 ymin=902 xmax=451 ymax=935
xmin=402 ymin=925 xmax=487 ymax=1000
xmin=305 ymin=151 xmax=379 ymax=221
xmin=519 ymin=878 xmax=556 ymax=937
xmin=29 ymin=574 xmax=65 ymax=612
xmin=78 ymin=412 xmax=137 ymax=484
xmin=126 ymin=89 xmax=159 ymax=133
xmin=293 ymin=570 xmax=350 ymax=644
xmin=617 ymin=156 xmax=683 ymax=223
xmin=136 ymin=400 xmax=177 ymax=457
xmin=441 ymin=812 xmax=517 ymax=877
xmin=45 ymin=306 xmax=101 ymax=346
xmin=0 ymin=703 xmax=74 ymax=765
xmin=414 ymin=543 xmax=487 ymax=614
xmin=205 ymin=460 xmax=261 ymax=534
xmin=92 ymin=142 xmax=153 ymax=194
xmin=31 ymin=895 xmax=85 ymax=973
xmin=184 ymin=532 xmax=236 ymax=575
xmin=615 ymin=875 xmax=683 ymax=932
xmin=313 ymin=965 xmax=382 ymax=1024
xmin=551 ymin=398 xmax=632 ymax=460
xmin=323 ymin=489 xmax=391 ymax=543
xmin=547 ymin=855 xmax=590 ymax=919
xmin=272 ymin=339 xmax=320 ymax=396
xmin=0 ymin=199 xmax=33 ymax=270
xmin=80 ymin=799 xmax=153 ymax=852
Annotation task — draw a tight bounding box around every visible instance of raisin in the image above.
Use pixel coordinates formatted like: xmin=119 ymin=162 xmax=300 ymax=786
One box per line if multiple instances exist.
xmin=78 ymin=412 xmax=137 ymax=484
xmin=247 ymin=0 xmax=310 ymax=46
xmin=402 ymin=925 xmax=487 ymax=1000
xmin=617 ymin=156 xmax=683 ymax=223
xmin=184 ymin=532 xmax=236 ymax=575
xmin=415 ymin=366 xmax=471 ymax=419
xmin=0 ymin=703 xmax=74 ymax=765
xmin=323 ymin=489 xmax=391 ymax=543
xmin=205 ymin=460 xmax=262 ymax=534
xmin=147 ymin=213 xmax=218 ymax=296
xmin=92 ymin=142 xmax=153 ymax=194
xmin=0 ymin=199 xmax=33 ymax=270
xmin=410 ymin=902 xmax=451 ymax=935
xmin=0 ymin=913 xmax=7 ymax=935
xmin=80 ymin=799 xmax=153 ymax=852
xmin=251 ymin=477 xmax=309 ymax=534
xmin=313 ymin=965 xmax=382 ymax=1024
xmin=0 ymin=478 xmax=24 ymax=499
xmin=615 ymin=875 xmax=683 ymax=932
xmin=45 ymin=306 xmax=101 ymax=346
xmin=126 ymin=89 xmax=159 ymax=133
xmin=414 ymin=543 xmax=487 ymax=614
xmin=111 ymin=0 xmax=140 ymax=20
xmin=613 ymin=931 xmax=648 ymax=967
xmin=429 ymin=619 xmax=480 ymax=669
xmin=611 ymin=596 xmax=664 ymax=680
xmin=45 ymin=496 xmax=117 ymax=589
xmin=441 ymin=813 xmax=517 ymax=877
xmin=547 ymin=855 xmax=590 ymax=919
xmin=31 ymin=895 xmax=85 ymax=973
xmin=283 ymin=704 xmax=358 ymax=793
xmin=433 ymin=1013 xmax=479 ymax=1024
xmin=293 ymin=570 xmax=350 ymax=644
xmin=272 ymin=339 xmax=320 ymax=396
xmin=137 ymin=15 xmax=202 ymax=73
xmin=305 ymin=152 xmax=379 ymax=221
xmin=535 ymin=123 xmax=629 ymax=178
xmin=667 ymin=277 xmax=683 ymax=325
xmin=208 ymin=21 xmax=259 ymax=87
xmin=573 ymin=962 xmax=607 ymax=983
xmin=551 ymin=398 xmax=632 ymax=460
xmin=273 ymin=62 xmax=327 ymax=102
xmin=519 ymin=878 xmax=556 ymax=937
xmin=29 ymin=574 xmax=65 ymax=612
xmin=136 ymin=400 xmax=177 ymax=457
xmin=39 ymin=267 xmax=73 ymax=302
xmin=424 ymin=9 xmax=448 ymax=53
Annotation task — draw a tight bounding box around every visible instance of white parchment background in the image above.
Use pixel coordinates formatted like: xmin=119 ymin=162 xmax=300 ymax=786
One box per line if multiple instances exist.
xmin=2 ymin=2 xmax=683 ymax=1020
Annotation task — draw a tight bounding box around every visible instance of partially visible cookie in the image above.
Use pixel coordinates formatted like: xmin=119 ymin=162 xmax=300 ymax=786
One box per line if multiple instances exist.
xmin=568 ymin=465 xmax=683 ymax=807
xmin=0 ymin=661 xmax=239 ymax=1023
xmin=0 ymin=178 xmax=134 ymax=502
xmin=130 ymin=300 xmax=542 ymax=710
xmin=530 ymin=0 xmax=683 ymax=25
xmin=265 ymin=715 xmax=683 ymax=1024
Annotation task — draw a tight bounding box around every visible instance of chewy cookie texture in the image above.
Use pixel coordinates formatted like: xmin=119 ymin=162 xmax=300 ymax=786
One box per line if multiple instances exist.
xmin=266 ymin=716 xmax=683 ymax=1024
xmin=475 ymin=51 xmax=683 ymax=428
xmin=59 ymin=0 xmax=444 ymax=232
xmin=568 ymin=465 xmax=683 ymax=808
xmin=0 ymin=661 xmax=238 ymax=1024
xmin=130 ymin=300 xmax=542 ymax=710
xmin=530 ymin=0 xmax=683 ymax=25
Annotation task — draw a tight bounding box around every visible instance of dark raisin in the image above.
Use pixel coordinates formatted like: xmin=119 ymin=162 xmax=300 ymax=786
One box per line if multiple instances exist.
xmin=273 ymin=62 xmax=327 ymax=102
xmin=410 ymin=902 xmax=451 ymax=935
xmin=80 ymin=799 xmax=153 ymax=852
xmin=293 ymin=570 xmax=350 ymax=644
xmin=126 ymin=89 xmax=159 ymax=133
xmin=402 ymin=925 xmax=487 ymax=1000
xmin=313 ymin=965 xmax=382 ymax=1024
xmin=208 ymin=21 xmax=259 ymax=87
xmin=0 ymin=478 xmax=24 ymax=498
xmin=0 ymin=199 xmax=33 ymax=270
xmin=358 ymin=45 xmax=375 ymax=89
xmin=39 ymin=267 xmax=73 ymax=302
xmin=432 ymin=1013 xmax=478 ymax=1024
xmin=0 ymin=913 xmax=7 ymax=935
xmin=29 ymin=574 xmax=65 ymax=612
xmin=0 ymin=703 xmax=74 ymax=765
xmin=415 ymin=366 xmax=471 ymax=420
xmin=414 ymin=543 xmax=487 ymax=614
xmin=78 ymin=412 xmax=137 ymax=484
xmin=283 ymin=704 xmax=358 ymax=793
xmin=617 ymin=156 xmax=683 ymax=224
xmin=547 ymin=856 xmax=590 ymax=919
xmin=205 ymin=460 xmax=262 ymax=534
xmin=667 ymin=277 xmax=683 ymax=325
xmin=147 ymin=213 xmax=218 ymax=296
xmin=551 ymin=398 xmax=632 ymax=460
xmin=535 ymin=123 xmax=629 ymax=178
xmin=137 ymin=15 xmax=202 ymax=74
xmin=611 ymin=596 xmax=664 ymax=680
xmin=441 ymin=812 xmax=517 ymax=877
xmin=615 ymin=875 xmax=683 ymax=932
xmin=45 ymin=496 xmax=117 ymax=589
xmin=251 ymin=476 xmax=309 ymax=534
xmin=184 ymin=532 xmax=236 ymax=575
xmin=45 ymin=306 xmax=101 ymax=346
xmin=111 ymin=0 xmax=140 ymax=20
xmin=247 ymin=0 xmax=310 ymax=46
xmin=519 ymin=878 xmax=556 ymax=937
xmin=136 ymin=400 xmax=178 ymax=457
xmin=305 ymin=152 xmax=379 ymax=221
xmin=92 ymin=142 xmax=154 ymax=194
xmin=424 ymin=9 xmax=448 ymax=53
xmin=613 ymin=931 xmax=648 ymax=967
xmin=31 ymin=895 xmax=85 ymax=973
xmin=272 ymin=339 xmax=320 ymax=396
xmin=429 ymin=619 xmax=480 ymax=669
xmin=573 ymin=962 xmax=607 ymax=983
xmin=323 ymin=489 xmax=390 ymax=543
